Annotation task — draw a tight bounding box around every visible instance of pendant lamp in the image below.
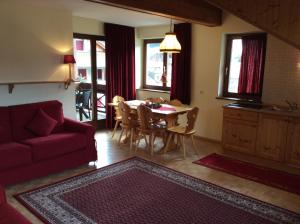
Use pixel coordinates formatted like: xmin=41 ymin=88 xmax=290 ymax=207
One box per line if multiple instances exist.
xmin=160 ymin=19 xmax=181 ymax=53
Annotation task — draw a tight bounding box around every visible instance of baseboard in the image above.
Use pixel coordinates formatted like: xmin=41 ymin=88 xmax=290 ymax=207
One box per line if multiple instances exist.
xmin=193 ymin=135 xmax=221 ymax=144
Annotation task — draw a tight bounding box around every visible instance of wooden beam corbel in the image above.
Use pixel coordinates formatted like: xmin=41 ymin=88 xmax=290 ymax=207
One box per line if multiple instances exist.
xmin=85 ymin=0 xmax=222 ymax=26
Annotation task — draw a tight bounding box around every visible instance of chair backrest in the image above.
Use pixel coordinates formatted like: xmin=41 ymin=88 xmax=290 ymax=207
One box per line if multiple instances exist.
xmin=137 ymin=104 xmax=153 ymax=130
xmin=185 ymin=107 xmax=199 ymax=133
xmin=169 ymin=99 xmax=183 ymax=106
xmin=118 ymin=101 xmax=133 ymax=126
xmin=113 ymin=95 xmax=125 ymax=118
xmin=82 ymin=90 xmax=91 ymax=109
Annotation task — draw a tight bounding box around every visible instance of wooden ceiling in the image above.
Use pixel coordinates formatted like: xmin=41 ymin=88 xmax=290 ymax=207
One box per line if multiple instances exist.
xmin=85 ymin=0 xmax=300 ymax=49
xmin=206 ymin=0 xmax=300 ymax=49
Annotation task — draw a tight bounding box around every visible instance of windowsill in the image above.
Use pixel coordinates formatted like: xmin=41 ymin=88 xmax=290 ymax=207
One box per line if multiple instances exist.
xmin=137 ymin=88 xmax=170 ymax=94
xmin=216 ymin=96 xmax=261 ymax=103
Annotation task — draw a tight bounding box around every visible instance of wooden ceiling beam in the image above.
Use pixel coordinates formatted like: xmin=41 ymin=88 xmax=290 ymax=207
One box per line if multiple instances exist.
xmin=205 ymin=0 xmax=300 ymax=49
xmin=84 ymin=0 xmax=222 ymax=27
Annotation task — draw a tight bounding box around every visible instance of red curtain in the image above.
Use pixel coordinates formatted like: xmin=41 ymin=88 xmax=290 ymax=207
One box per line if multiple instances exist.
xmin=171 ymin=23 xmax=191 ymax=104
xmin=105 ymin=23 xmax=136 ymax=128
xmin=238 ymin=34 xmax=267 ymax=96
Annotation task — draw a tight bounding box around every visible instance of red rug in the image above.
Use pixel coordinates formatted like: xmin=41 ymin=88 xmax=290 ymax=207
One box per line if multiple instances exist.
xmin=194 ymin=153 xmax=300 ymax=195
xmin=15 ymin=157 xmax=299 ymax=224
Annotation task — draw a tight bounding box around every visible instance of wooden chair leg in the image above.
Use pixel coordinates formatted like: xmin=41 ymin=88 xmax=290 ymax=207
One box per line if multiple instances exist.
xmin=164 ymin=132 xmax=173 ymax=154
xmin=176 ymin=134 xmax=180 ymax=150
xmin=150 ymin=133 xmax=154 ymax=156
xmin=153 ymin=135 xmax=157 ymax=147
xmin=191 ymin=135 xmax=199 ymax=155
xmin=118 ymin=128 xmax=124 ymax=144
xmin=144 ymin=134 xmax=148 ymax=147
xmin=130 ymin=128 xmax=134 ymax=152
xmin=181 ymin=135 xmax=186 ymax=159
xmin=135 ymin=131 xmax=141 ymax=152
xmin=112 ymin=120 xmax=120 ymax=138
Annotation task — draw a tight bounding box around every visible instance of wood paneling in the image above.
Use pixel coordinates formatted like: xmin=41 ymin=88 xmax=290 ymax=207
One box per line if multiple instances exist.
xmin=85 ymin=0 xmax=222 ymax=26
xmin=223 ymin=118 xmax=258 ymax=154
xmin=206 ymin=0 xmax=300 ymax=49
xmin=223 ymin=107 xmax=300 ymax=166
xmin=286 ymin=117 xmax=300 ymax=166
xmin=256 ymin=114 xmax=288 ymax=161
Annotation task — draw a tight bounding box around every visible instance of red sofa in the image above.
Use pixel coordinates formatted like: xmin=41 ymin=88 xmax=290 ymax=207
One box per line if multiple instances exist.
xmin=0 ymin=186 xmax=31 ymax=224
xmin=0 ymin=100 xmax=97 ymax=186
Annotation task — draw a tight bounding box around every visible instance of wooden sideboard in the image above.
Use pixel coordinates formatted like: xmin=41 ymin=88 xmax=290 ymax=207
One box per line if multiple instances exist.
xmin=222 ymin=106 xmax=300 ymax=166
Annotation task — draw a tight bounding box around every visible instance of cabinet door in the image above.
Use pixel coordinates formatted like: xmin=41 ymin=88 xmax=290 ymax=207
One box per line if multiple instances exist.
xmin=257 ymin=114 xmax=288 ymax=161
xmin=222 ymin=118 xmax=257 ymax=154
xmin=286 ymin=118 xmax=300 ymax=166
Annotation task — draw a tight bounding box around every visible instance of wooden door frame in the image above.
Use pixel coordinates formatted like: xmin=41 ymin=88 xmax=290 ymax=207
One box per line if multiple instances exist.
xmin=73 ymin=33 xmax=106 ymax=129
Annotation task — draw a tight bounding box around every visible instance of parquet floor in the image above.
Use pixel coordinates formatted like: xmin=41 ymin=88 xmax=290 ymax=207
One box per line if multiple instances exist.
xmin=6 ymin=130 xmax=300 ymax=223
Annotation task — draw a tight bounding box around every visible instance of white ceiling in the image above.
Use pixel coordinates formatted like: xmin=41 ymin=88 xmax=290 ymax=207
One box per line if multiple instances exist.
xmin=24 ymin=0 xmax=180 ymax=27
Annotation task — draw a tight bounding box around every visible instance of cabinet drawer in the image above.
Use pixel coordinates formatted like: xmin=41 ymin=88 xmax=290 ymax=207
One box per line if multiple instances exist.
xmin=224 ymin=108 xmax=258 ymax=122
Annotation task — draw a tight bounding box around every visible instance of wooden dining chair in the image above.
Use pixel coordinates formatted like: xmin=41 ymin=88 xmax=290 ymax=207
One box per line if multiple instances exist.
xmin=136 ymin=104 xmax=166 ymax=156
xmin=111 ymin=95 xmax=125 ymax=138
xmin=164 ymin=107 xmax=199 ymax=158
xmin=118 ymin=101 xmax=139 ymax=151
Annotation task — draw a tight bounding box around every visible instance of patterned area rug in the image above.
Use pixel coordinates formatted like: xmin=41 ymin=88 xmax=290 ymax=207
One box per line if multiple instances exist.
xmin=15 ymin=157 xmax=300 ymax=224
xmin=194 ymin=153 xmax=300 ymax=195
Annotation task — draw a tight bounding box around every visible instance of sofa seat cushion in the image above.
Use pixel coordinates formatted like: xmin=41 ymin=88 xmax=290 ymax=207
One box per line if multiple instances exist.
xmin=22 ymin=132 xmax=87 ymax=162
xmin=0 ymin=204 xmax=31 ymax=224
xmin=0 ymin=143 xmax=32 ymax=171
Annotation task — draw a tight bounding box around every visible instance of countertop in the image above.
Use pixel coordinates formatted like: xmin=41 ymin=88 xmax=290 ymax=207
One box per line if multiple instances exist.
xmin=223 ymin=103 xmax=300 ymax=117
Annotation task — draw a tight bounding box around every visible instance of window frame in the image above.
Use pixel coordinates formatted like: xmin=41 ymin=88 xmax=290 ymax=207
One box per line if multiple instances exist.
xmin=222 ymin=32 xmax=267 ymax=101
xmin=143 ymin=39 xmax=171 ymax=91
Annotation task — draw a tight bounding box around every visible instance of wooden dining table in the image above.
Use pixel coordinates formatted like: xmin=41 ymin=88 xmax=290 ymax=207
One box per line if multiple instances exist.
xmin=124 ymin=100 xmax=192 ymax=128
xmin=108 ymin=100 xmax=192 ymax=151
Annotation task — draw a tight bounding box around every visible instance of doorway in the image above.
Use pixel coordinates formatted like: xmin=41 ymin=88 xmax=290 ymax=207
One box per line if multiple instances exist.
xmin=73 ymin=33 xmax=106 ymax=129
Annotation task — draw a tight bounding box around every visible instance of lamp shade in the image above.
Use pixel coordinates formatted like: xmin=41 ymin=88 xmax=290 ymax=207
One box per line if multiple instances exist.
xmin=160 ymin=32 xmax=181 ymax=53
xmin=63 ymin=55 xmax=76 ymax=64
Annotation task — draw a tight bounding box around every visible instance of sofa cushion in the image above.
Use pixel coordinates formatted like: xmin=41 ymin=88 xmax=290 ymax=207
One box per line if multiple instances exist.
xmin=0 ymin=107 xmax=12 ymax=143
xmin=10 ymin=101 xmax=64 ymax=141
xmin=0 ymin=142 xmax=32 ymax=171
xmin=26 ymin=109 xmax=57 ymax=137
xmin=22 ymin=133 xmax=87 ymax=162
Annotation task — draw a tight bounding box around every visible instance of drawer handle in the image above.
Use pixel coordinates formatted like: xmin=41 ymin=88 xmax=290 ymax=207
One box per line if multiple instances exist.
xmin=264 ymin=146 xmax=271 ymax=151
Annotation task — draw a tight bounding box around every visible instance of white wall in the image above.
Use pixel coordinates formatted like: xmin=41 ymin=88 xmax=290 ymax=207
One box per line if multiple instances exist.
xmin=72 ymin=16 xmax=104 ymax=36
xmin=0 ymin=1 xmax=76 ymax=118
xmin=263 ymin=36 xmax=300 ymax=105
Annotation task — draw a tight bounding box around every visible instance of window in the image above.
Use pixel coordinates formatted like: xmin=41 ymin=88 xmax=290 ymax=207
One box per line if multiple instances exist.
xmin=222 ymin=33 xmax=267 ymax=100
xmin=75 ymin=39 xmax=84 ymax=51
xmin=143 ymin=39 xmax=172 ymax=91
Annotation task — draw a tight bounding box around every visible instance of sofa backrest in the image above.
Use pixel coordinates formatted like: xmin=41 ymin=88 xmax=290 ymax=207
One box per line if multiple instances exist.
xmin=0 ymin=107 xmax=12 ymax=143
xmin=10 ymin=100 xmax=65 ymax=141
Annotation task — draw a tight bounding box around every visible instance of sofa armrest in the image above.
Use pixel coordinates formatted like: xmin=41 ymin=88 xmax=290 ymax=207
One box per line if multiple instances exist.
xmin=0 ymin=185 xmax=7 ymax=205
xmin=63 ymin=118 xmax=95 ymax=137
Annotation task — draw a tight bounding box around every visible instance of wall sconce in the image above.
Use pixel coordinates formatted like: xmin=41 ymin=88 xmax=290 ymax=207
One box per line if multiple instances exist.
xmin=160 ymin=19 xmax=181 ymax=53
xmin=63 ymin=54 xmax=76 ymax=89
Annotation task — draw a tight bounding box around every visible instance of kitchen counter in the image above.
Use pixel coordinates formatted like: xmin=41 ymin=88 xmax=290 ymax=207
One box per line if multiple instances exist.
xmin=222 ymin=103 xmax=300 ymax=166
xmin=223 ymin=103 xmax=300 ymax=117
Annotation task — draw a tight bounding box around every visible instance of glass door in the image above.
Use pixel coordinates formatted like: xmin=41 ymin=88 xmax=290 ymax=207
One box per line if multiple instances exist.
xmin=95 ymin=40 xmax=106 ymax=127
xmin=73 ymin=34 xmax=106 ymax=129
